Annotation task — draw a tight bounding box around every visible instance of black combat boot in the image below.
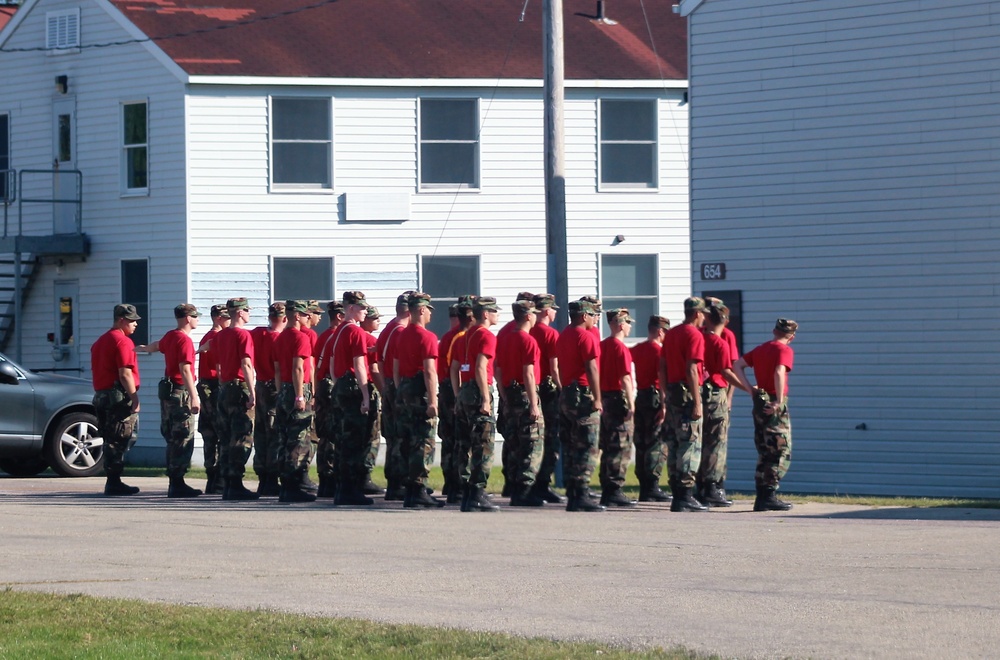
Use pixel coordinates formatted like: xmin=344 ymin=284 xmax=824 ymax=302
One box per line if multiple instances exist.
xmin=299 ymin=472 xmax=318 ymax=493
xmin=404 ymin=484 xmax=446 ymax=508
xmin=600 ymin=486 xmax=637 ymax=508
xmin=566 ymin=484 xmax=606 ymax=512
xmin=257 ymin=473 xmax=280 ymax=497
xmin=316 ymin=475 xmax=336 ymax=499
xmin=223 ymin=478 xmax=260 ymax=501
xmin=670 ymin=487 xmax=709 ymax=512
xmin=462 ymin=485 xmax=500 ymax=512
xmin=279 ymin=473 xmax=317 ymax=502
xmin=204 ymin=468 xmax=224 ymax=495
xmin=509 ymin=484 xmax=545 ymax=507
xmin=638 ymin=480 xmax=672 ymax=503
xmin=531 ymin=482 xmax=566 ymax=504
xmin=167 ymin=476 xmax=202 ymax=498
xmin=334 ymin=477 xmax=374 ymax=506
xmin=754 ymin=486 xmax=792 ymax=511
xmin=701 ymin=481 xmax=733 ymax=507
xmin=362 ymin=476 xmax=385 ymax=495
xmin=384 ymin=479 xmax=406 ymax=501
xmin=104 ymin=474 xmax=140 ymax=497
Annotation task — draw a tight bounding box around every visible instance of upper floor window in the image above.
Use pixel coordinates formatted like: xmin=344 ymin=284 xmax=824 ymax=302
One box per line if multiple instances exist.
xmin=122 ymin=102 xmax=148 ymax=193
xmin=46 ymin=10 xmax=80 ymax=53
xmin=271 ymin=98 xmax=332 ymax=189
xmin=0 ymin=114 xmax=10 ymax=203
xmin=599 ymin=99 xmax=658 ymax=190
xmin=419 ymin=98 xmax=479 ymax=190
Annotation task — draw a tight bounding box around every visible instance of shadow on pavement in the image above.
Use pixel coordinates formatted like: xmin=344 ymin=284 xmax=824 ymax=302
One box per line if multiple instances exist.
xmin=796 ymin=506 xmax=1000 ymax=522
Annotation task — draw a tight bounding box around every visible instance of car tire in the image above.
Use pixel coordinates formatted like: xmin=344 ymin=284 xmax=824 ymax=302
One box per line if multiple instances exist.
xmin=0 ymin=456 xmax=50 ymax=477
xmin=45 ymin=412 xmax=105 ymax=477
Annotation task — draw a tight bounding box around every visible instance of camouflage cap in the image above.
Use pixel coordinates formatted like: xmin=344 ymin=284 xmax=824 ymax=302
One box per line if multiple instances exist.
xmin=578 ymin=295 xmax=602 ymax=312
xmin=306 ymin=300 xmax=323 ymax=314
xmin=607 ymin=308 xmax=634 ymax=325
xmin=173 ymin=303 xmax=200 ymax=318
xmin=706 ymin=305 xmax=729 ymax=325
xmin=268 ymin=301 xmax=286 ymax=318
xmin=114 ymin=303 xmax=141 ymax=321
xmin=407 ymin=292 xmax=434 ymax=310
xmin=684 ymin=296 xmax=707 ymax=313
xmin=343 ymin=291 xmax=371 ymax=308
xmin=776 ymin=318 xmax=799 ymax=334
xmin=512 ymin=300 xmax=536 ymax=317
xmin=648 ymin=315 xmax=670 ymax=331
xmin=366 ymin=306 xmax=381 ymax=320
xmin=532 ymin=293 xmax=558 ymax=310
xmin=474 ymin=296 xmax=499 ymax=312
xmin=568 ymin=300 xmax=597 ymax=315
xmin=227 ymin=297 xmax=251 ymax=311
xmin=456 ymin=294 xmax=478 ymax=309
xmin=396 ymin=290 xmax=417 ymax=306
xmin=705 ymin=296 xmax=725 ymax=308
xmin=210 ymin=304 xmax=230 ymax=319
xmin=287 ymin=300 xmax=310 ymax=315
xmin=327 ymin=301 xmax=345 ymax=315
xmin=448 ymin=303 xmax=460 ymax=318
xmin=515 ymin=291 xmax=535 ymax=302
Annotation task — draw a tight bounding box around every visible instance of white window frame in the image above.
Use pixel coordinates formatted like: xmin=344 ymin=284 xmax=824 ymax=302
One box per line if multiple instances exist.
xmin=46 ymin=9 xmax=81 ymax=55
xmin=597 ymin=98 xmax=659 ymax=192
xmin=121 ymin=100 xmax=149 ymax=196
xmin=417 ymin=97 xmax=481 ymax=192
xmin=597 ymin=252 xmax=660 ymax=343
xmin=269 ymin=96 xmax=334 ymax=192
xmin=270 ymin=257 xmax=336 ymax=302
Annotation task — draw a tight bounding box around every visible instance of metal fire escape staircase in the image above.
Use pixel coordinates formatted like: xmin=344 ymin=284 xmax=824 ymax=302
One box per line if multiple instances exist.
xmin=1 ymin=168 xmax=90 ymax=358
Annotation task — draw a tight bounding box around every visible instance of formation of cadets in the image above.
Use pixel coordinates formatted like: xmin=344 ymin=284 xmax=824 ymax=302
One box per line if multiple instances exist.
xmin=89 ymin=291 xmax=798 ymax=513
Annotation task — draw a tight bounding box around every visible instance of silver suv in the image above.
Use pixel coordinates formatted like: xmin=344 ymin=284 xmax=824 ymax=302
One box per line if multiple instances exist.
xmin=0 ymin=351 xmax=103 ymax=477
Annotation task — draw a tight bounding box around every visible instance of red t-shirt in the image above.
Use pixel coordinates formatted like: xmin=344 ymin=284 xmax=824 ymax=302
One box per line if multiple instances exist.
xmin=556 ymin=324 xmax=600 ymax=387
xmin=159 ymin=329 xmax=194 ymax=386
xmin=497 ymin=329 xmax=540 ymax=388
xmin=364 ymin=332 xmax=378 ymax=372
xmin=599 ymin=336 xmax=632 ymax=393
xmin=744 ymin=340 xmax=794 ymax=397
xmin=90 ymin=329 xmax=139 ymax=391
xmin=275 ymin=326 xmax=313 ymax=385
xmin=453 ymin=325 xmax=496 ymax=385
xmin=304 ymin=327 xmax=318 ymax=355
xmin=663 ymin=323 xmax=704 ymax=385
xmin=396 ymin=324 xmax=439 ymax=378
xmin=376 ymin=318 xmax=405 ymax=368
xmin=250 ymin=326 xmax=280 ymax=382
xmin=332 ymin=322 xmax=368 ymax=379
xmin=215 ymin=326 xmax=255 ymax=382
xmin=630 ymin=340 xmax=661 ymax=390
xmin=198 ymin=329 xmax=221 ymax=380
xmin=529 ymin=322 xmax=559 ymax=381
xmin=703 ymin=332 xmax=733 ymax=389
xmin=722 ymin=326 xmax=739 ymax=361
xmin=437 ymin=326 xmax=461 ymax=381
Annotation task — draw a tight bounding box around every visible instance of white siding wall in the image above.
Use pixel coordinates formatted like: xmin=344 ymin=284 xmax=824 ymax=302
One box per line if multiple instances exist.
xmin=688 ymin=0 xmax=1000 ymax=497
xmin=1 ymin=0 xmax=188 ymax=461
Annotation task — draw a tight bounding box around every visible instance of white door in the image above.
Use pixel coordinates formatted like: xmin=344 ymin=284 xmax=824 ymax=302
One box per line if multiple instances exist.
xmin=52 ymin=98 xmax=78 ymax=234
xmin=53 ymin=280 xmax=80 ymax=371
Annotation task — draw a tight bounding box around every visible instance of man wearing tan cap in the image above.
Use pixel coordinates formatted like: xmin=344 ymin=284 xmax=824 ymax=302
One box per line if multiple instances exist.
xmin=197 ymin=304 xmax=230 ymax=494
xmin=631 ymin=315 xmax=671 ymax=503
xmin=250 ymin=302 xmax=287 ymax=496
xmin=598 ymin=308 xmax=637 ymax=508
xmin=214 ymin=297 xmax=258 ymax=501
xmin=529 ymin=293 xmax=564 ymax=504
xmin=376 ymin=291 xmax=415 ymax=500
xmin=274 ymin=300 xmax=317 ymax=503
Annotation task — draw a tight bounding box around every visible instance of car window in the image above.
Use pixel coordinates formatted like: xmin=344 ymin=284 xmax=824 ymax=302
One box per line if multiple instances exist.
xmin=0 ymin=353 xmax=27 ymax=380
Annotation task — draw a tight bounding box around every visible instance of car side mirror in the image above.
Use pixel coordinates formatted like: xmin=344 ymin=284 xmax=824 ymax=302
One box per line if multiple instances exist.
xmin=0 ymin=362 xmax=21 ymax=385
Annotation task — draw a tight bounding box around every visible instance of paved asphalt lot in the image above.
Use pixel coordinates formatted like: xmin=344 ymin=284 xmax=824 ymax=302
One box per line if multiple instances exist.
xmin=1 ymin=476 xmax=998 ymax=659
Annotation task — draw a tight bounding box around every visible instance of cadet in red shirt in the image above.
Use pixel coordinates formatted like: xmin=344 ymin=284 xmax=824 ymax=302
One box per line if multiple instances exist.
xmin=733 ymin=318 xmax=798 ymax=512
xmin=90 ymin=303 xmax=142 ymax=496
xmin=495 ymin=291 xmax=534 ymax=497
xmin=376 ymin=291 xmax=414 ymax=501
xmin=214 ymin=297 xmax=258 ymax=501
xmin=450 ymin=296 xmax=501 ymax=512
xmin=528 ymin=293 xmax=564 ymax=504
xmin=312 ymin=301 xmax=345 ymax=499
xmin=139 ymin=303 xmax=202 ymax=498
xmin=249 ymin=302 xmax=287 ymax=497
xmin=631 ymin=315 xmax=671 ymax=502
xmin=360 ymin=306 xmax=384 ymax=495
xmin=555 ymin=298 xmax=604 ymax=512
xmin=661 ymin=296 xmax=708 ymax=512
xmin=438 ymin=296 xmax=477 ymax=503
xmin=196 ymin=304 xmax=230 ymax=494
xmin=598 ymin=308 xmax=637 ymax=508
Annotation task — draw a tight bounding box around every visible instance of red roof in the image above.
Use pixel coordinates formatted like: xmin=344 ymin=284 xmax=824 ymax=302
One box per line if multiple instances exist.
xmin=109 ymin=0 xmax=686 ymax=80
xmin=0 ymin=5 xmax=17 ymax=31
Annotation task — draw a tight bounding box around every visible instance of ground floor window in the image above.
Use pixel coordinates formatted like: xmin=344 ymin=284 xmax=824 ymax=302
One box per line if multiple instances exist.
xmin=420 ymin=255 xmax=479 ymax=337
xmin=121 ymin=259 xmax=149 ymax=345
xmin=600 ymin=253 xmax=658 ymax=340
xmin=272 ymin=257 xmax=334 ymax=303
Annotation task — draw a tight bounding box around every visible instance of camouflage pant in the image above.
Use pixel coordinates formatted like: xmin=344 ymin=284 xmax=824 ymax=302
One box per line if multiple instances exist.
xmin=382 ymin=381 xmax=405 ymax=485
xmin=503 ymin=384 xmax=544 ymax=489
xmin=664 ymin=383 xmax=702 ymax=489
xmin=558 ymin=382 xmax=600 ymax=490
xmin=252 ymin=381 xmax=280 ymax=477
xmin=333 ymin=374 xmax=368 ymax=483
xmin=313 ymin=377 xmax=337 ymax=480
xmin=158 ymin=379 xmax=195 ymax=478
xmin=438 ymin=382 xmax=457 ymax=483
xmin=699 ymin=385 xmax=729 ymax=485
xmin=397 ymin=375 xmax=438 ymax=488
xmin=218 ymin=380 xmax=255 ymax=480
xmin=93 ymin=386 xmax=138 ymax=477
xmin=536 ymin=378 xmax=561 ymax=488
xmin=454 ymin=382 xmax=496 ymax=489
xmin=365 ymin=385 xmax=381 ymax=474
xmin=633 ymin=387 xmax=666 ymax=485
xmin=196 ymin=379 xmax=221 ymax=471
xmin=498 ymin=392 xmax=513 ymax=485
xmin=599 ymin=390 xmax=634 ymax=491
xmin=752 ymin=390 xmax=792 ymax=489
xmin=277 ymin=382 xmax=314 ymax=480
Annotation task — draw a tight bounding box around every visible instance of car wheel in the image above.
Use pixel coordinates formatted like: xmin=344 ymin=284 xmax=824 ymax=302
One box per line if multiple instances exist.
xmin=45 ymin=412 xmax=105 ymax=477
xmin=0 ymin=456 xmax=50 ymax=477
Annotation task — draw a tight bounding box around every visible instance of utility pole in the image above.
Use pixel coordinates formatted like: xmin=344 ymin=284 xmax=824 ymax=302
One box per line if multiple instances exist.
xmin=543 ymin=0 xmax=569 ymax=329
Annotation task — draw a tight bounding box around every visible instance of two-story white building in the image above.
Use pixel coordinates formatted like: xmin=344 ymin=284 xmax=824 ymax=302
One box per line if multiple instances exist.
xmin=1 ymin=0 xmax=690 ymax=466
